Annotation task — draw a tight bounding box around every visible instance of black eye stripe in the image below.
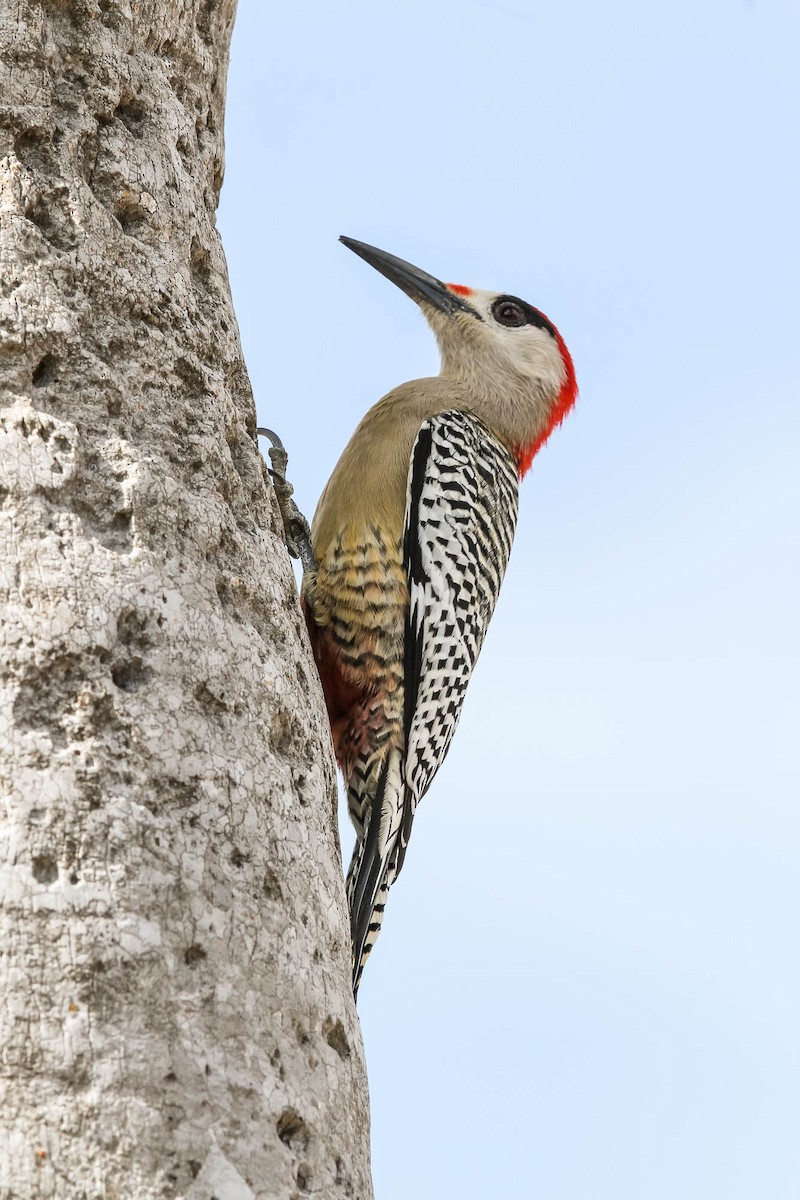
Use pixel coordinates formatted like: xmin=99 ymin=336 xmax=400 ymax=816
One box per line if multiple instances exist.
xmin=491 ymin=295 xmax=556 ymax=337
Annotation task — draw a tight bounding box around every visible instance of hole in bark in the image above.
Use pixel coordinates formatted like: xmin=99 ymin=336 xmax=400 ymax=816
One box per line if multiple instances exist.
xmin=322 ymin=1018 xmax=351 ymax=1061
xmin=32 ymin=855 xmax=58 ymax=884
xmin=111 ymin=658 xmax=147 ymax=692
xmin=277 ymin=1108 xmax=310 ymax=1154
xmin=296 ymin=1164 xmax=312 ymax=1193
xmin=15 ymin=127 xmax=52 ymax=174
xmin=115 ymin=94 xmax=147 ymax=136
xmin=25 ymin=193 xmax=76 ymax=250
xmin=115 ymin=192 xmax=150 ymax=239
xmin=117 ymin=208 xmax=144 ymax=237
xmin=230 ymin=846 xmax=248 ymax=868
xmin=32 ymin=354 xmax=58 ymax=387
xmin=111 ymin=510 xmax=131 ymax=536
xmin=183 ymin=943 xmax=207 ymax=965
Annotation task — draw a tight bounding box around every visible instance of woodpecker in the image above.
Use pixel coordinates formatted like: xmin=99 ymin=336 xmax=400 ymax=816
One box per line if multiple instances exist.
xmin=263 ymin=237 xmax=577 ymax=999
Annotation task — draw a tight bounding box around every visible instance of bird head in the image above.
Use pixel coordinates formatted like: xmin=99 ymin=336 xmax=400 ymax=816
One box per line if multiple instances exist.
xmin=340 ymin=236 xmax=577 ymax=475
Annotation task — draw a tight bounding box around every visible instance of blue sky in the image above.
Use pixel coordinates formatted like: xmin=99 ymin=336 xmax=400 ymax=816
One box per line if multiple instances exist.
xmin=219 ymin=1 xmax=800 ymax=1195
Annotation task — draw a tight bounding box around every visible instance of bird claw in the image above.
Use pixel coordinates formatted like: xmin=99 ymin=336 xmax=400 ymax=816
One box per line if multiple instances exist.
xmin=257 ymin=427 xmax=317 ymax=574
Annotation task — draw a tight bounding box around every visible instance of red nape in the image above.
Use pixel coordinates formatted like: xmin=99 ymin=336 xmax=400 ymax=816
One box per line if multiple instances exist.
xmin=514 ymin=331 xmax=578 ymax=478
xmin=446 ymin=283 xmax=472 ymax=296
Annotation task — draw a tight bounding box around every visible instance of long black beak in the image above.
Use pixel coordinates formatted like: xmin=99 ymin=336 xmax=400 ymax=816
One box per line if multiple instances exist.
xmin=340 ymin=236 xmax=477 ymax=317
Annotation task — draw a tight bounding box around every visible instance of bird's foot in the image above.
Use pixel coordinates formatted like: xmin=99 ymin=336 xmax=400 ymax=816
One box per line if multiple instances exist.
xmin=257 ymin=427 xmax=317 ymax=574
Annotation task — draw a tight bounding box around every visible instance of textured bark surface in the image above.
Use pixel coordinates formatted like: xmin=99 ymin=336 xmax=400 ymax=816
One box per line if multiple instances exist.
xmin=0 ymin=3 xmax=372 ymax=1197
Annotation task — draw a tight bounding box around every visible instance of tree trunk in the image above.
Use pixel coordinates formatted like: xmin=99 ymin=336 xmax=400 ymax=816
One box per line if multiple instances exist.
xmin=0 ymin=3 xmax=372 ymax=1197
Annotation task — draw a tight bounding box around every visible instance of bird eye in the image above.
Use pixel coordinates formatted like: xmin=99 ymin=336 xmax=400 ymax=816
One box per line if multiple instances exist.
xmin=492 ymin=299 xmax=526 ymax=328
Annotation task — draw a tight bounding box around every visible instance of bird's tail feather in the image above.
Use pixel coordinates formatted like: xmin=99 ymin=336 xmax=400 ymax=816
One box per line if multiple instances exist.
xmin=348 ymin=749 xmax=404 ymax=998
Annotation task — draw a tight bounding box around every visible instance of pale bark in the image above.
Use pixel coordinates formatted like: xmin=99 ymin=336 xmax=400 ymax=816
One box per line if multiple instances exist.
xmin=0 ymin=3 xmax=371 ymax=1198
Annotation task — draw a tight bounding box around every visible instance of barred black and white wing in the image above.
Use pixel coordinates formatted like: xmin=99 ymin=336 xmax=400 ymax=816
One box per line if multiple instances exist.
xmin=349 ymin=409 xmax=518 ymax=996
xmin=396 ymin=408 xmax=519 ymax=874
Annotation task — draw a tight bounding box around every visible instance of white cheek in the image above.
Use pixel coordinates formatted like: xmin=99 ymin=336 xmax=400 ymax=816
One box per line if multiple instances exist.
xmin=429 ymin=302 xmax=566 ymax=401
xmin=523 ymin=337 xmax=566 ymax=392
